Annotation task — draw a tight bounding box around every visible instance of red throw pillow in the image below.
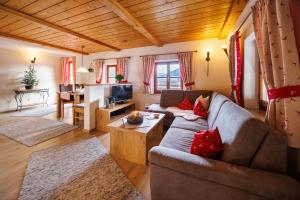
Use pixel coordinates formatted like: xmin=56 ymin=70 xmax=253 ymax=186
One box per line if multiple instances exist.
xmin=193 ymin=101 xmax=208 ymax=118
xmin=190 ymin=128 xmax=223 ymax=158
xmin=178 ymin=97 xmax=193 ymax=110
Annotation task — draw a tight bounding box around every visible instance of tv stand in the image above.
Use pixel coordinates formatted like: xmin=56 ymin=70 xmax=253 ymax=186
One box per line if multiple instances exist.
xmin=96 ymin=101 xmax=135 ymax=132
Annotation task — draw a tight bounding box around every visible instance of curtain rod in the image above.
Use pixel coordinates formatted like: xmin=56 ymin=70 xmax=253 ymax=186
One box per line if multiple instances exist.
xmin=139 ymin=50 xmax=198 ymax=57
xmin=95 ymin=56 xmax=131 ymax=61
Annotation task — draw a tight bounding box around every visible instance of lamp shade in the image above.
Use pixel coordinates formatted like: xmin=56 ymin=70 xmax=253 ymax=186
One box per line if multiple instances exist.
xmin=76 ymin=67 xmax=89 ymax=73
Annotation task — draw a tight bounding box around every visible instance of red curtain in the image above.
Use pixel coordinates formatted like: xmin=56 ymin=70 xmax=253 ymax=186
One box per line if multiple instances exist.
xmin=94 ymin=59 xmax=104 ymax=84
xmin=177 ymin=52 xmax=194 ymax=90
xmin=61 ymin=57 xmax=74 ymax=86
xmin=142 ymin=55 xmax=156 ymax=94
xmin=116 ymin=57 xmax=129 ymax=82
xmin=229 ymin=31 xmax=243 ymax=106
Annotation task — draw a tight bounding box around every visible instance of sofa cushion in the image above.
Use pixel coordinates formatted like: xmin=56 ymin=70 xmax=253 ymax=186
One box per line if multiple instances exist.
xmin=171 ymin=117 xmax=208 ymax=132
xmin=190 ymin=128 xmax=223 ymax=158
xmin=207 ymin=93 xmax=230 ymax=129
xmin=160 ymin=127 xmax=195 ymax=153
xmin=212 ymin=101 xmax=268 ymax=166
xmin=251 ymin=127 xmax=287 ymax=174
xmin=184 ymin=90 xmax=212 ymax=104
xmin=160 ymin=90 xmax=184 ymax=107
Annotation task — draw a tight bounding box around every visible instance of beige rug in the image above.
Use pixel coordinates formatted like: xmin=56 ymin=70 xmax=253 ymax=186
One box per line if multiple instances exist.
xmin=0 ymin=117 xmax=77 ymax=146
xmin=19 ymin=138 xmax=144 ymax=200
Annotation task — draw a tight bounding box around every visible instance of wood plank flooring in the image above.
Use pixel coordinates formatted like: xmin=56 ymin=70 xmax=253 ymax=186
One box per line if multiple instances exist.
xmin=0 ymin=107 xmax=151 ymax=200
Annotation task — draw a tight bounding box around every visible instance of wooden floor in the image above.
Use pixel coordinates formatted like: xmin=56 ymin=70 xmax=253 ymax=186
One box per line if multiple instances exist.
xmin=0 ymin=107 xmax=151 ymax=200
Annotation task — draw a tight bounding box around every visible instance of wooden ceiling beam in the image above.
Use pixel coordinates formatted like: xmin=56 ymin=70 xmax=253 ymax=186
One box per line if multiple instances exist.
xmin=101 ymin=0 xmax=163 ymax=47
xmin=0 ymin=4 xmax=121 ymax=51
xmin=0 ymin=32 xmax=89 ymax=55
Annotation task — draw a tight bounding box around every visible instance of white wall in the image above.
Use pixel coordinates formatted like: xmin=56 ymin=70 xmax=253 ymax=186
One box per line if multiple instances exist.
xmin=78 ymin=39 xmax=230 ymax=109
xmin=0 ymin=48 xmax=61 ymax=112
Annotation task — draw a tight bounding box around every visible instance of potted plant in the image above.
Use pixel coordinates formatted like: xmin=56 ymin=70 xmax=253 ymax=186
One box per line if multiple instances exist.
xmin=21 ymin=64 xmax=38 ymax=90
xmin=115 ymin=74 xmax=124 ymax=83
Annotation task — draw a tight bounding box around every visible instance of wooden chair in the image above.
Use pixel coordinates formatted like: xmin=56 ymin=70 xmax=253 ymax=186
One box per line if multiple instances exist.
xmin=73 ymin=103 xmax=84 ymax=125
xmin=59 ymin=84 xmax=74 ymax=118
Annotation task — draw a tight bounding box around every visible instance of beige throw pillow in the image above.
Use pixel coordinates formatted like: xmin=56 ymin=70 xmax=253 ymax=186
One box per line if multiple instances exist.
xmin=194 ymin=95 xmax=210 ymax=110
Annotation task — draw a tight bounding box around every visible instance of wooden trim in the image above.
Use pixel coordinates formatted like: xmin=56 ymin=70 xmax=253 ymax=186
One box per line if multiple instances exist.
xmin=0 ymin=4 xmax=120 ymax=51
xmin=154 ymin=61 xmax=182 ymax=94
xmin=0 ymin=32 xmax=89 ymax=55
xmin=101 ymin=0 xmax=162 ymax=46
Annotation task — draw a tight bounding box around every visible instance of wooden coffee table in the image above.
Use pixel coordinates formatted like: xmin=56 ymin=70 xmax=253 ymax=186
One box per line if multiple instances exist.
xmin=108 ymin=112 xmax=165 ymax=165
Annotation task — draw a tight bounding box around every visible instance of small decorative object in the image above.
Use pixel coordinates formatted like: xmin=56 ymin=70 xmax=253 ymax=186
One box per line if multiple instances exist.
xmin=127 ymin=111 xmax=143 ymax=125
xmin=115 ymin=74 xmax=124 ymax=83
xmin=88 ymin=62 xmax=95 ymax=72
xmin=205 ymin=51 xmax=210 ymax=77
xmin=153 ymin=113 xmax=160 ymax=119
xmin=21 ymin=58 xmax=38 ymax=90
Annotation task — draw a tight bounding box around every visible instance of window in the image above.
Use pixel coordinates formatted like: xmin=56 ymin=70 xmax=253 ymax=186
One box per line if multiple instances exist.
xmin=154 ymin=61 xmax=182 ymax=94
xmin=107 ymin=65 xmax=116 ymax=83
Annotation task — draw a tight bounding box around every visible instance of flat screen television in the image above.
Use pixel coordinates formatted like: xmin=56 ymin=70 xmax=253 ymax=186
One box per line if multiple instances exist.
xmin=112 ymin=85 xmax=133 ymax=102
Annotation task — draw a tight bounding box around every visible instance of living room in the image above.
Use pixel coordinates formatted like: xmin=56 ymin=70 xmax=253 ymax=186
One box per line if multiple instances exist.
xmin=0 ymin=0 xmax=300 ymax=200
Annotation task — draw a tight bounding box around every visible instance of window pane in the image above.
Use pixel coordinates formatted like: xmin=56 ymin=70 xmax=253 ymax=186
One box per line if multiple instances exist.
xmin=170 ymin=78 xmax=181 ymax=89
xmin=108 ymin=78 xmax=116 ymax=83
xmin=170 ymin=63 xmax=180 ymax=77
xmin=108 ymin=67 xmax=116 ymax=77
xmin=156 ymin=78 xmax=167 ymax=90
xmin=156 ymin=64 xmax=167 ymax=77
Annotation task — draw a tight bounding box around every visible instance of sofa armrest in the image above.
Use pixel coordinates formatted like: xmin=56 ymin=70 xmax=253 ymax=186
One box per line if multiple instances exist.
xmin=149 ymin=146 xmax=300 ymax=200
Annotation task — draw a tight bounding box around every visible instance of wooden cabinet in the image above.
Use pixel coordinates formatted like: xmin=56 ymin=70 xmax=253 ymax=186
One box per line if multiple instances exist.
xmin=95 ymin=101 xmax=135 ymax=132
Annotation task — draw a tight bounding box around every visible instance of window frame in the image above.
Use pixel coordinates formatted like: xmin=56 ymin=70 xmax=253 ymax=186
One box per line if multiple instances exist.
xmin=107 ymin=65 xmax=117 ymax=84
xmin=154 ymin=61 xmax=182 ymax=94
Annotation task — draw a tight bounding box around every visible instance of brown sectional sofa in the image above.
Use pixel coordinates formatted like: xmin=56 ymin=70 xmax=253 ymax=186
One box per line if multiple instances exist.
xmin=148 ymin=90 xmax=300 ymax=200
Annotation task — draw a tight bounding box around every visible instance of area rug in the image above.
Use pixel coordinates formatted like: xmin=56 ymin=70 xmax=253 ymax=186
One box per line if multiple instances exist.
xmin=11 ymin=105 xmax=57 ymax=117
xmin=19 ymin=138 xmax=144 ymax=200
xmin=0 ymin=117 xmax=76 ymax=146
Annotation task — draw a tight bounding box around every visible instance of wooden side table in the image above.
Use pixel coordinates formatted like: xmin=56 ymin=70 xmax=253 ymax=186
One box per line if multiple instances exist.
xmin=108 ymin=112 xmax=165 ymax=165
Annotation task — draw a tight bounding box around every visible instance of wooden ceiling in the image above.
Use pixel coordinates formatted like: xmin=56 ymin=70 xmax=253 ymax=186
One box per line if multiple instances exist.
xmin=0 ymin=0 xmax=246 ymax=54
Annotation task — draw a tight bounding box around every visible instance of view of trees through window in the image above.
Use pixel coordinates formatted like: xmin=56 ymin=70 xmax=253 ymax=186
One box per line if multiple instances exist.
xmin=154 ymin=61 xmax=182 ymax=93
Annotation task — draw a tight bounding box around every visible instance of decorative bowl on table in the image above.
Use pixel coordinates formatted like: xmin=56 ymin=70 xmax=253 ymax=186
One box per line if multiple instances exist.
xmin=127 ymin=111 xmax=144 ymax=125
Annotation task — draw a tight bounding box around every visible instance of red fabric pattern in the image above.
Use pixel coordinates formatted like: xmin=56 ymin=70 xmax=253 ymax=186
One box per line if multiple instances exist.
xmin=95 ymin=59 xmax=104 ymax=84
xmin=177 ymin=52 xmax=194 ymax=90
xmin=267 ymin=85 xmax=300 ymax=100
xmin=117 ymin=57 xmax=129 ymax=82
xmin=178 ymin=97 xmax=193 ymax=110
xmin=142 ymin=55 xmax=156 ymax=94
xmin=61 ymin=57 xmax=74 ymax=86
xmin=230 ymin=31 xmax=243 ymax=106
xmin=190 ymin=128 xmax=223 ymax=158
xmin=193 ymin=101 xmax=208 ymax=118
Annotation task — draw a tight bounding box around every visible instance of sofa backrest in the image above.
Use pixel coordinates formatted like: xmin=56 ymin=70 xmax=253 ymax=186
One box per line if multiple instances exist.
xmin=207 ymin=92 xmax=231 ymax=128
xmin=160 ymin=90 xmax=212 ymax=107
xmin=212 ymin=101 xmax=269 ymax=166
xmin=183 ymin=90 xmax=212 ymax=104
xmin=160 ymin=90 xmax=185 ymax=107
xmin=250 ymin=127 xmax=287 ymax=174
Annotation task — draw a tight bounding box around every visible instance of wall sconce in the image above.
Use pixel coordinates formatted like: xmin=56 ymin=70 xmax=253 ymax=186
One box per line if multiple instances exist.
xmin=221 ymin=45 xmax=228 ymax=57
xmin=206 ymin=51 xmax=210 ymax=76
xmin=31 ymin=57 xmax=36 ymax=64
